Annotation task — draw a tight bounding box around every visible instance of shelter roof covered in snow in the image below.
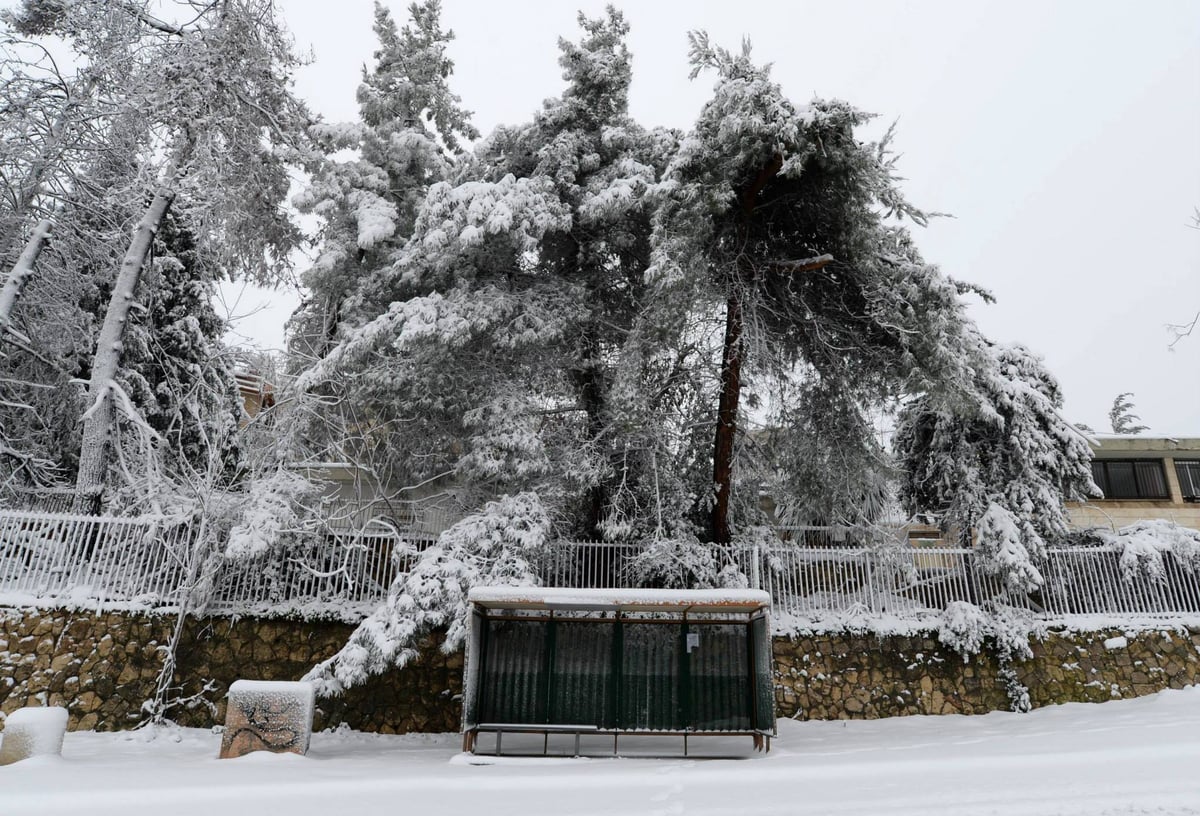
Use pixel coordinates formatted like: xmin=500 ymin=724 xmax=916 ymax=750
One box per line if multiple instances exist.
xmin=466 ymin=586 xmax=771 ymax=613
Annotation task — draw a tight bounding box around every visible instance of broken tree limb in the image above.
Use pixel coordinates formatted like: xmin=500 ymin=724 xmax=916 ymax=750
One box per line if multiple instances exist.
xmin=73 ymin=181 xmax=176 ymax=513
xmin=768 ymin=254 xmax=834 ymax=272
xmin=0 ymin=219 xmax=53 ymax=336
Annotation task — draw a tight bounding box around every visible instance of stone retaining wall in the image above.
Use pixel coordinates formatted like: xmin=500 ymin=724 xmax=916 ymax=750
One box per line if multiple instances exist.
xmin=3 ymin=606 xmax=1199 ymax=732
xmin=773 ymin=628 xmax=1200 ymax=719
xmin=0 ymin=608 xmax=461 ymax=733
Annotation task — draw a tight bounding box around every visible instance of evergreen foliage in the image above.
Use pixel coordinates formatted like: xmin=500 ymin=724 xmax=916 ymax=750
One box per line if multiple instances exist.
xmin=893 ymin=342 xmax=1100 ymax=590
xmin=304 ymin=492 xmax=550 ymax=694
xmin=1108 ymin=392 xmax=1149 ymax=435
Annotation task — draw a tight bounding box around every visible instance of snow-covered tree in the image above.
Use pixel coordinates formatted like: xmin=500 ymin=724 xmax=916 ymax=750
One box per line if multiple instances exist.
xmin=289 ymin=0 xmax=477 ymax=359
xmin=0 ymin=2 xmax=156 ymax=492
xmin=296 ymin=9 xmax=677 ymax=538
xmin=893 ymin=341 xmax=1099 ymax=592
xmin=645 ymin=36 xmax=984 ymax=541
xmin=282 ymin=1 xmax=477 ymax=520
xmin=5 ymin=0 xmax=316 ymax=511
xmin=115 ymin=213 xmax=244 ymax=485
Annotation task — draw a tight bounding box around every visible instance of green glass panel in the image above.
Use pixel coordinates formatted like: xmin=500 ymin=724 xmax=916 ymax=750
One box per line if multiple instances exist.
xmin=478 ymin=619 xmax=546 ymax=724
xmin=751 ymin=615 xmax=776 ymax=732
xmin=549 ymin=620 xmax=613 ymax=726
xmin=688 ymin=624 xmax=752 ymax=731
xmin=620 ymin=623 xmax=681 ymax=730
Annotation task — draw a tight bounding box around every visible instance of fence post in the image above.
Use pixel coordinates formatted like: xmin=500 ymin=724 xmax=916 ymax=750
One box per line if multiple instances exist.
xmin=865 ymin=551 xmax=879 ymax=614
xmin=750 ymin=539 xmax=761 ymax=591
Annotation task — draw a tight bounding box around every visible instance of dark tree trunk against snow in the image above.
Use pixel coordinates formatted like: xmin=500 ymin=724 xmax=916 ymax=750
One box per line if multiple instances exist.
xmin=710 ymin=290 xmax=744 ymax=544
xmin=73 ymin=184 xmax=175 ymax=513
xmin=575 ymin=327 xmax=607 ymax=539
xmin=0 ymin=219 xmax=52 ymax=335
xmin=709 ymin=153 xmax=781 ymax=544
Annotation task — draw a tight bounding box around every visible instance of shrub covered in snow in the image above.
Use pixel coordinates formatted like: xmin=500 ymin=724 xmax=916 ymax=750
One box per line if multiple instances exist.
xmin=224 ymin=468 xmax=321 ymax=561
xmin=938 ymin=600 xmax=1037 ymax=664
xmin=627 ymin=534 xmax=721 ymax=588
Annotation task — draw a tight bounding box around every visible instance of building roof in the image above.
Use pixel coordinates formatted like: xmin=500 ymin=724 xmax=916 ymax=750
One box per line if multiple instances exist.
xmin=1090 ymin=435 xmax=1200 ymax=456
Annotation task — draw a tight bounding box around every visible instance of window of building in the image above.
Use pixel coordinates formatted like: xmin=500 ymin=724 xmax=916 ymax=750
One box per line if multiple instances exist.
xmin=1090 ymin=459 xmax=1170 ymax=500
xmin=1176 ymin=460 xmax=1200 ymax=502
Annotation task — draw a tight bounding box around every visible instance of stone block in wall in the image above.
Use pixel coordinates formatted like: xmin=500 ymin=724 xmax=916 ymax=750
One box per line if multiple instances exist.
xmin=218 ymin=680 xmax=314 ymax=759
xmin=0 ymin=706 xmax=68 ymax=765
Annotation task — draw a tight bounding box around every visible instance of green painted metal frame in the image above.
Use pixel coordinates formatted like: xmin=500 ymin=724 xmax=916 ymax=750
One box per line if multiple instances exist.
xmin=465 ymin=606 xmax=775 ymax=740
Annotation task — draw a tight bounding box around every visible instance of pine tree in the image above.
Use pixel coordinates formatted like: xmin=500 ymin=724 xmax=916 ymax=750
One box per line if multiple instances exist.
xmin=646 ymin=36 xmax=984 ymax=541
xmin=296 ymin=9 xmax=676 ymax=537
xmin=118 ymin=213 xmax=243 ymax=484
xmin=1108 ymin=392 xmax=1149 ymax=435
xmin=284 ymin=1 xmax=478 ymax=518
xmin=289 ymin=0 xmax=477 ymax=360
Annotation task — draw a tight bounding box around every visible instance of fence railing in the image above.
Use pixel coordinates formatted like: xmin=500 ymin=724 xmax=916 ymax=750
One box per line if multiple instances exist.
xmin=0 ymin=511 xmax=194 ymax=607
xmin=2 ymin=510 xmax=1200 ymax=622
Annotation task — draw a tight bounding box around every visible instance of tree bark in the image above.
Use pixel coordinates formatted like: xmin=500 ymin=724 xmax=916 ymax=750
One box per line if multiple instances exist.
xmin=576 ymin=328 xmax=608 ymax=539
xmin=0 ymin=219 xmax=53 ymax=336
xmin=710 ymin=290 xmax=744 ymax=544
xmin=709 ymin=153 xmax=783 ymax=544
xmin=73 ymin=184 xmax=176 ymax=513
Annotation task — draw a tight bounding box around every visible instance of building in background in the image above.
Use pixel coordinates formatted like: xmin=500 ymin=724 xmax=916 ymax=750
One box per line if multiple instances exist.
xmin=1069 ymin=435 xmax=1200 ymax=530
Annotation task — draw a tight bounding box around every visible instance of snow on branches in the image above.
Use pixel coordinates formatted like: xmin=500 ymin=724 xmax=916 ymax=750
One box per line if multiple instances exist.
xmin=304 ymin=492 xmax=550 ymax=695
xmin=1092 ymin=520 xmax=1200 ymax=582
xmin=225 ymin=468 xmax=321 ymax=561
xmin=895 ymin=342 xmax=1099 ymax=591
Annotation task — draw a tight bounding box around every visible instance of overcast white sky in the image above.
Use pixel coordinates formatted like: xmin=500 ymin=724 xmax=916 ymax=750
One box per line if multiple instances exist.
xmin=223 ymin=0 xmax=1200 ymax=433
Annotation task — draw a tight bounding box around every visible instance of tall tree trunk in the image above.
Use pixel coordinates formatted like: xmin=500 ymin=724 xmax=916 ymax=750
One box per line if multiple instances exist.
xmin=0 ymin=219 xmax=53 ymax=335
xmin=709 ymin=153 xmax=783 ymax=544
xmin=576 ymin=328 xmax=607 ymax=538
xmin=710 ymin=290 xmax=743 ymax=544
xmin=73 ymin=184 xmax=176 ymax=513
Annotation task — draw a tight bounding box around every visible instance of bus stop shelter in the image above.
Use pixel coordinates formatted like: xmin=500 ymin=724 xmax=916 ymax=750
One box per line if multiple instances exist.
xmin=462 ymin=587 xmax=775 ymax=756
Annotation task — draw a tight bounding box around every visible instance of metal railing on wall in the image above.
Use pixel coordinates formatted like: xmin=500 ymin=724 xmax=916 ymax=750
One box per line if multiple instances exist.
xmin=2 ymin=509 xmax=1200 ymax=622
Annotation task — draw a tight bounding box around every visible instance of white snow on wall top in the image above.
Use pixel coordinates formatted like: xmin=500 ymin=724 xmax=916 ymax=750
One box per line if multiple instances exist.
xmin=229 ymin=680 xmax=315 ymax=698
xmin=467 ymin=586 xmax=771 ymax=610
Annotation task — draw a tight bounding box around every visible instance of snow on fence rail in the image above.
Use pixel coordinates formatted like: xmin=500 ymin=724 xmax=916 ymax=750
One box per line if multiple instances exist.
xmin=2 ymin=510 xmax=1200 ymax=622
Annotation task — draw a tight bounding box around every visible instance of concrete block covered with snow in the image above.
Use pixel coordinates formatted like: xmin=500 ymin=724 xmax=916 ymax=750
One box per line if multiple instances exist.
xmin=0 ymin=706 xmax=69 ymax=765
xmin=219 ymin=680 xmax=315 ymax=760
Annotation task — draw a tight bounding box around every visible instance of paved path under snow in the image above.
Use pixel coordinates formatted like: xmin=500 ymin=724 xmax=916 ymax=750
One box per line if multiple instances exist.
xmin=5 ymin=687 xmax=1200 ymax=815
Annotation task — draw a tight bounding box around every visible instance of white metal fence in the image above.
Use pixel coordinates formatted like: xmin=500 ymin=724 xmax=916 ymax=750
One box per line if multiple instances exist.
xmin=0 ymin=511 xmax=194 ymax=606
xmin=3 ymin=510 xmax=1200 ymax=622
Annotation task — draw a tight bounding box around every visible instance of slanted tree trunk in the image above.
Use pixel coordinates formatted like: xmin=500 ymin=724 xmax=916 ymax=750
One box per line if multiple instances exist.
xmin=73 ymin=184 xmax=176 ymax=513
xmin=0 ymin=219 xmax=53 ymax=335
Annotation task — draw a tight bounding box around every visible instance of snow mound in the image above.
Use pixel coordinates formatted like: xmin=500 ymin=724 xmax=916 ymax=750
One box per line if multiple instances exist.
xmin=0 ymin=706 xmax=68 ymax=765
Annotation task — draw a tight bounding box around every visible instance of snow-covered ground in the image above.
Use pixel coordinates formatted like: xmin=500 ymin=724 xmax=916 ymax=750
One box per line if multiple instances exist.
xmin=6 ymin=688 xmax=1200 ymax=816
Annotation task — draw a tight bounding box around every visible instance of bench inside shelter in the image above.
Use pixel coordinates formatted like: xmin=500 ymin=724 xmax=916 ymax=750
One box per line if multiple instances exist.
xmin=462 ymin=587 xmax=776 ymax=757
